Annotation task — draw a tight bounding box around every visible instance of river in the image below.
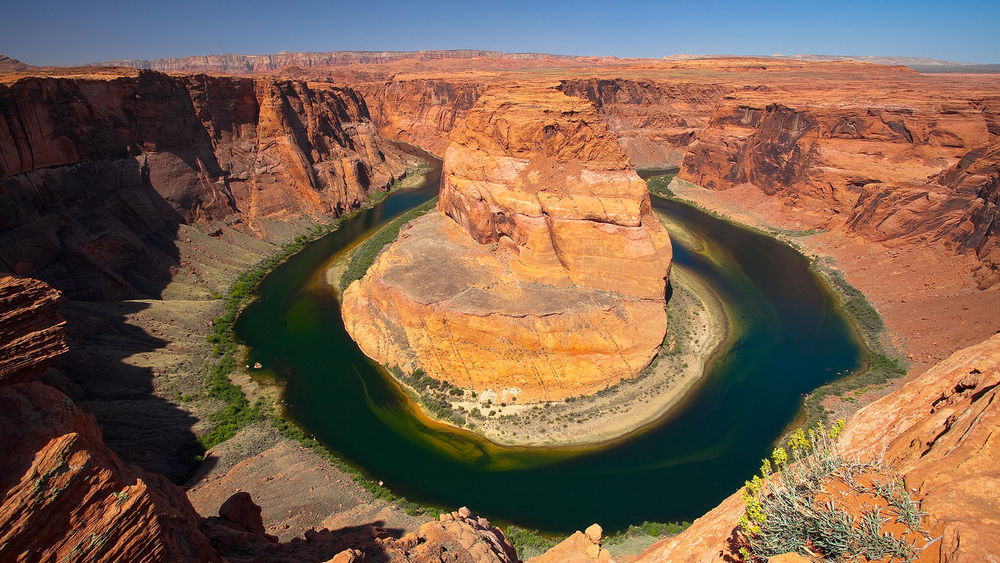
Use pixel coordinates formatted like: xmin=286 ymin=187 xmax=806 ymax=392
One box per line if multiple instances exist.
xmin=234 ymin=151 xmax=863 ymax=533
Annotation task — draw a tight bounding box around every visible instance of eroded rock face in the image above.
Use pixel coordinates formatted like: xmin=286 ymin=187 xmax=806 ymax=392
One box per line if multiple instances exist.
xmin=343 ymin=87 xmax=672 ymax=402
xmin=680 ymin=89 xmax=1000 ymax=288
xmin=0 ymin=275 xmax=67 ymax=384
xmin=839 ymin=333 xmax=1000 ymax=561
xmin=0 ymin=71 xmax=407 ymax=299
xmin=0 ymin=383 xmax=222 ymax=562
xmin=359 ymin=78 xmax=484 ymax=155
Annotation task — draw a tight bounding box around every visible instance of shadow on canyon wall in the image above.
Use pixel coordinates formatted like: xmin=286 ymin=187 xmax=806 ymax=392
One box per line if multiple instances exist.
xmin=0 ymin=155 xmax=209 ymax=481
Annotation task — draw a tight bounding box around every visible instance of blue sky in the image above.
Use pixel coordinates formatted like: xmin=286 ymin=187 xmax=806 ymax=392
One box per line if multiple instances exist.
xmin=3 ymin=0 xmax=998 ymax=65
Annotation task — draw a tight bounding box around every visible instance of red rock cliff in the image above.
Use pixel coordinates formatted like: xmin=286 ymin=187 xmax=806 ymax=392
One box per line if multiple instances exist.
xmin=0 ymin=69 xmax=407 ymax=299
xmin=0 ymin=274 xmax=221 ymax=561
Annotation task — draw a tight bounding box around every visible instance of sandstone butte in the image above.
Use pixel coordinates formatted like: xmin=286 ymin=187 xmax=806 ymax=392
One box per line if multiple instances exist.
xmin=341 ymin=86 xmax=673 ymax=402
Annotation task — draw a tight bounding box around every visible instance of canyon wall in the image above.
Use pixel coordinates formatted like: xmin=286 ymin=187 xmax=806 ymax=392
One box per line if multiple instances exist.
xmin=558 ymin=66 xmax=1000 ymax=290
xmin=558 ymin=78 xmax=731 ymax=168
xmin=0 ymin=68 xmax=410 ymax=481
xmin=0 ymin=69 xmax=406 ymax=299
xmin=681 ymin=92 xmax=1000 ymax=287
xmin=357 ymin=78 xmax=484 ymax=155
xmin=342 ymin=86 xmax=672 ymax=402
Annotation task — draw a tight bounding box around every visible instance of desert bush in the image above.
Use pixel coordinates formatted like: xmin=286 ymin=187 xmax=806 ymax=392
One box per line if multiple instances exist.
xmin=737 ymin=420 xmax=933 ymax=561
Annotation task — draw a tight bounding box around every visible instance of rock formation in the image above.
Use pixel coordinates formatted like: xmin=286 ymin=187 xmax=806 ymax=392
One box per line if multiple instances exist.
xmin=0 ymin=381 xmax=223 ymax=562
xmin=91 ymin=50 xmax=585 ymax=75
xmin=0 ymin=274 xmax=221 ymax=562
xmin=530 ymin=523 xmax=613 ymax=562
xmin=0 ymin=54 xmax=30 ymax=72
xmin=0 ymin=69 xmax=407 ymax=299
xmin=0 ymin=273 xmax=519 ymax=562
xmin=634 ymin=333 xmax=1000 ymax=561
xmin=358 ymin=78 xmax=484 ymax=155
xmin=342 ymin=86 xmax=672 ymax=402
xmin=0 ymin=275 xmax=67 ymax=384
xmin=680 ymin=92 xmax=1000 ymax=287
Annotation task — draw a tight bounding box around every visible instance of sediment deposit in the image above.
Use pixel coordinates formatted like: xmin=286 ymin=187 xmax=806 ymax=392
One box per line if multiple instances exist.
xmin=342 ymin=86 xmax=672 ymax=402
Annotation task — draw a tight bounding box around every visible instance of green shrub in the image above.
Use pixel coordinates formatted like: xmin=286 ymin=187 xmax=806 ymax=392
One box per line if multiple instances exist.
xmin=503 ymin=526 xmax=558 ymax=560
xmin=737 ymin=420 xmax=929 ymax=561
xmin=645 ymin=171 xmax=679 ymax=198
xmin=340 ymin=197 xmax=439 ymax=292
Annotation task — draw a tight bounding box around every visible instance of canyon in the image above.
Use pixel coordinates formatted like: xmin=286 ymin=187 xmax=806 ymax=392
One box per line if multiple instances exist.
xmin=1 ymin=50 xmax=999 ymax=561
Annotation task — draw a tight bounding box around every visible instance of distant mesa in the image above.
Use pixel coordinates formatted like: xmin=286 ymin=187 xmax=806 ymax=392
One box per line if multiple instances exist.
xmin=341 ymin=86 xmax=673 ymax=402
xmin=89 ymin=49 xmax=589 ymax=75
xmin=0 ymin=54 xmax=31 ymax=72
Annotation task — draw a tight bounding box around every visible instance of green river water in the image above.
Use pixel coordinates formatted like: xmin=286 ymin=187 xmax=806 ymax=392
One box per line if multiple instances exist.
xmin=234 ymin=152 xmax=864 ymax=534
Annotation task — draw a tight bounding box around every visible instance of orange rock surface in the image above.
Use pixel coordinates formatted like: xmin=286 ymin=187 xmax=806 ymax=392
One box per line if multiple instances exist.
xmin=343 ymin=86 xmax=672 ymax=402
xmin=635 ymin=333 xmax=1000 ymax=562
xmin=0 ymin=382 xmax=221 ymax=562
xmin=0 ymin=275 xmax=221 ymax=562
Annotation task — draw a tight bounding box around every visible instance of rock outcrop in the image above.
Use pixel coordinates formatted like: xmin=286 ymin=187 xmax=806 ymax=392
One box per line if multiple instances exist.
xmin=0 ymin=275 xmax=221 ymax=562
xmin=0 ymin=70 xmax=407 ymax=299
xmin=0 ymin=54 xmax=30 ymax=72
xmin=635 ymin=333 xmax=1000 ymax=562
xmin=530 ymin=523 xmax=613 ymax=562
xmin=342 ymin=86 xmax=672 ymax=402
xmin=838 ymin=333 xmax=1000 ymax=561
xmin=0 ymin=275 xmax=67 ymax=383
xmin=0 ymin=382 xmax=222 ymax=562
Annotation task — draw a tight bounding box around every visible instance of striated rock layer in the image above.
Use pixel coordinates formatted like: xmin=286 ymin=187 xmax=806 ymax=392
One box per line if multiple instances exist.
xmin=0 ymin=69 xmax=407 ymax=300
xmin=0 ymin=275 xmax=67 ymax=384
xmin=0 ymin=275 xmax=221 ymax=562
xmin=635 ymin=333 xmax=1000 ymax=562
xmin=343 ymin=87 xmax=671 ymax=402
xmin=0 ymin=382 xmax=222 ymax=562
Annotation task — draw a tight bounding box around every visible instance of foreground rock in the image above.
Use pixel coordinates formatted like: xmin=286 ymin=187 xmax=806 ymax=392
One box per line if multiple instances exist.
xmin=530 ymin=523 xmax=613 ymax=562
xmin=0 ymin=275 xmax=219 ymax=561
xmin=634 ymin=333 xmax=1000 ymax=561
xmin=0 ymin=381 xmax=221 ymax=561
xmin=343 ymin=86 xmax=672 ymax=402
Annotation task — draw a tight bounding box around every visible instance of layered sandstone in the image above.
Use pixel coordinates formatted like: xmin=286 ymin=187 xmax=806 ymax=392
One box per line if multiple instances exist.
xmin=0 ymin=382 xmax=222 ymax=562
xmin=0 ymin=275 xmax=67 ymax=383
xmin=681 ymin=92 xmax=1000 ymax=287
xmin=0 ymin=275 xmax=221 ymax=562
xmin=358 ymin=78 xmax=484 ymax=155
xmin=342 ymin=87 xmax=672 ymax=402
xmin=635 ymin=333 xmax=1000 ymax=562
xmin=0 ymin=70 xmax=407 ymax=299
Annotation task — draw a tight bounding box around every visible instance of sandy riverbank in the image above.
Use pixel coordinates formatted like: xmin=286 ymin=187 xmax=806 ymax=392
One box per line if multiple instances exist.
xmin=327 ymin=210 xmax=731 ymax=447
